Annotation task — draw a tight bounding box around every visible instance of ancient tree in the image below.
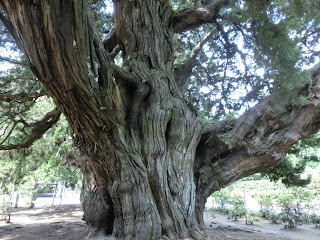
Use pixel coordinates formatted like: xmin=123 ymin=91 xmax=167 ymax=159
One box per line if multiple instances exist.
xmin=0 ymin=0 xmax=320 ymax=239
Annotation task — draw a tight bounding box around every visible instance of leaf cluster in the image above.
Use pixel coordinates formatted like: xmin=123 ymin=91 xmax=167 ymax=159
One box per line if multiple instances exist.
xmin=261 ymin=154 xmax=311 ymax=187
xmin=174 ymin=0 xmax=320 ymax=120
xmin=0 ymin=117 xmax=80 ymax=196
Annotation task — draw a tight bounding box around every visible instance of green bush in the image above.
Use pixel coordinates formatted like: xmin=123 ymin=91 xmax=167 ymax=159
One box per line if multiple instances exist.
xmin=212 ymin=189 xmax=231 ymax=213
xmin=0 ymin=201 xmax=11 ymax=222
xmin=309 ymin=214 xmax=320 ymax=227
xmin=278 ymin=198 xmax=304 ymax=228
xmin=228 ymin=196 xmax=245 ymax=221
xmin=269 ymin=212 xmax=281 ymax=224
xmin=258 ymin=194 xmax=274 ymax=218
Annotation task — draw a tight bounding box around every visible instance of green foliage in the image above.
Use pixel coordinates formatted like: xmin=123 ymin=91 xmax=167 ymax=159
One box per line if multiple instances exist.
xmin=245 ymin=211 xmax=256 ymax=225
xmin=258 ymin=193 xmax=274 ymax=218
xmin=171 ymin=0 xmax=194 ymax=11
xmin=309 ymin=213 xmax=320 ymax=227
xmin=257 ymin=192 xmax=281 ymax=223
xmin=213 ymin=176 xmax=320 ymax=229
xmin=277 ymin=197 xmax=304 ymax=228
xmin=228 ymin=195 xmax=246 ymax=221
xmin=211 ymin=188 xmax=231 ymax=213
xmin=269 ymin=211 xmax=281 ymax=224
xmin=0 ymin=111 xmax=81 ymax=206
xmin=0 ymin=200 xmax=11 ymax=222
xmin=261 ymin=154 xmax=311 ymax=187
xmin=177 ymin=0 xmax=320 ymax=119
xmin=89 ymin=0 xmax=114 ymax=38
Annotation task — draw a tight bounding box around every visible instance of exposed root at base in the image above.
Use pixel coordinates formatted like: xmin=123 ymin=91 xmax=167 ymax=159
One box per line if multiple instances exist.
xmin=189 ymin=227 xmax=211 ymax=240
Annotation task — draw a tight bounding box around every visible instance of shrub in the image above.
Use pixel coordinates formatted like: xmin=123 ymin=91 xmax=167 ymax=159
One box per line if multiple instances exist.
xmin=278 ymin=199 xmax=303 ymax=228
xmin=0 ymin=201 xmax=11 ymax=222
xmin=212 ymin=189 xmax=231 ymax=213
xmin=258 ymin=194 xmax=274 ymax=218
xmin=228 ymin=196 xmax=245 ymax=221
xmin=309 ymin=214 xmax=320 ymax=227
xmin=269 ymin=212 xmax=281 ymax=224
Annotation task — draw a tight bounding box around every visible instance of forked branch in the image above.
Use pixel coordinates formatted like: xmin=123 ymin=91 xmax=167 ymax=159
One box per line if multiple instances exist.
xmin=0 ymin=108 xmax=61 ymax=150
xmin=174 ymin=28 xmax=217 ymax=92
xmin=172 ymin=0 xmax=229 ymax=33
xmin=194 ymin=63 xmax=320 ymax=219
xmin=0 ymin=90 xmax=45 ymax=102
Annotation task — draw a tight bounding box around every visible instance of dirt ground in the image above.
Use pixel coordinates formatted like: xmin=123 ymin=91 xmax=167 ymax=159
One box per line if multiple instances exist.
xmin=1 ymin=205 xmax=320 ymax=240
xmin=204 ymin=211 xmax=320 ymax=240
xmin=0 ymin=205 xmax=87 ymax=240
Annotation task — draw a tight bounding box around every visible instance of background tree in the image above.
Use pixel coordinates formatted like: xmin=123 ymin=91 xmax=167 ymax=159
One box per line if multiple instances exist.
xmin=0 ymin=0 xmax=320 ymax=239
xmin=0 ymin=99 xmax=81 ymax=207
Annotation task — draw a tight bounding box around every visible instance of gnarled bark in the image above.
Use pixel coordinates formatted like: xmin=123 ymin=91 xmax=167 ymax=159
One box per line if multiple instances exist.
xmin=172 ymin=0 xmax=229 ymax=33
xmin=0 ymin=1 xmax=205 ymax=239
xmin=1 ymin=1 xmax=320 ymax=239
xmin=194 ymin=66 xmax=320 ymax=225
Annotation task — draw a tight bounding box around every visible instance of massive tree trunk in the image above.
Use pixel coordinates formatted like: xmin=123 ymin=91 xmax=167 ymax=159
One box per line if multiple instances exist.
xmin=1 ymin=1 xmax=320 ymax=239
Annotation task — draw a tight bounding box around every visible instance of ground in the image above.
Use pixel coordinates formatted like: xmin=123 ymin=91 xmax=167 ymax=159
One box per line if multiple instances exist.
xmin=0 ymin=205 xmax=320 ymax=240
xmin=205 ymin=211 xmax=320 ymax=240
xmin=0 ymin=205 xmax=86 ymax=240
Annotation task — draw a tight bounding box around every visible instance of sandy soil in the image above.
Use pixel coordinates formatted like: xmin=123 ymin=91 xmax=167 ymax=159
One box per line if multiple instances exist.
xmin=204 ymin=211 xmax=320 ymax=240
xmin=0 ymin=205 xmax=87 ymax=240
xmin=1 ymin=205 xmax=320 ymax=240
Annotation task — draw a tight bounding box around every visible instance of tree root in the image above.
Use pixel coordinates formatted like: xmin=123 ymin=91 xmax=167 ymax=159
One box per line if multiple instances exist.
xmin=189 ymin=228 xmax=211 ymax=240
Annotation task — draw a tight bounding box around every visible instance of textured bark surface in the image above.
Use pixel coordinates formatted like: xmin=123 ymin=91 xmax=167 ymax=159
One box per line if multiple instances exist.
xmin=193 ymin=72 xmax=320 ymax=224
xmin=1 ymin=1 xmax=320 ymax=239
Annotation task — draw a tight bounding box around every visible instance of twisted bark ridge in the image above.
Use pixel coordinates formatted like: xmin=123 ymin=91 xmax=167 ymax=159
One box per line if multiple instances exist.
xmin=1 ymin=0 xmax=320 ymax=239
xmin=194 ymin=65 xmax=320 ymax=223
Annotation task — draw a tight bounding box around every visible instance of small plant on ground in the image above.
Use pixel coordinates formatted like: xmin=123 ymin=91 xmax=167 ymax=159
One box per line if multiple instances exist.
xmin=269 ymin=211 xmax=281 ymax=224
xmin=211 ymin=188 xmax=231 ymax=213
xmin=258 ymin=194 xmax=274 ymax=218
xmin=278 ymin=195 xmax=303 ymax=228
xmin=0 ymin=200 xmax=12 ymax=223
xmin=228 ymin=196 xmax=245 ymax=221
xmin=309 ymin=213 xmax=320 ymax=227
xmin=245 ymin=211 xmax=259 ymax=225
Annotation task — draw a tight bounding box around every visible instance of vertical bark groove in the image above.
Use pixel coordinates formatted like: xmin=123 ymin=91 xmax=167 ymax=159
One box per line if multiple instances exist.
xmin=4 ymin=1 xmax=320 ymax=239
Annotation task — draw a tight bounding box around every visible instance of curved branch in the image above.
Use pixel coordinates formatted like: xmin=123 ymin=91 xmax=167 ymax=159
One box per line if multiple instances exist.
xmin=174 ymin=28 xmax=217 ymax=92
xmin=111 ymin=63 xmax=138 ymax=87
xmin=102 ymin=27 xmax=118 ymax=54
xmin=172 ymin=0 xmax=229 ymax=33
xmin=0 ymin=90 xmax=45 ymax=102
xmin=0 ymin=108 xmax=61 ymax=150
xmin=0 ymin=0 xmax=118 ymax=135
xmin=194 ymin=63 xmax=320 ymax=224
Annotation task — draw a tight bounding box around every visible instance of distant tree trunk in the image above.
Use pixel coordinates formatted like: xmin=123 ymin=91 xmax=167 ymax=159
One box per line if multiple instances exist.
xmin=2 ymin=1 xmax=320 ymax=239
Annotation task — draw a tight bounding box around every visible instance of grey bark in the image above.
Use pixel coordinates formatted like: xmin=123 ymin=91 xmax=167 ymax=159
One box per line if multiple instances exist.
xmin=1 ymin=1 xmax=320 ymax=239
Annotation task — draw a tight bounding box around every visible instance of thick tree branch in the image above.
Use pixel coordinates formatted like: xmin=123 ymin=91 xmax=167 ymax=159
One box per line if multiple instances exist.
xmin=174 ymin=28 xmax=217 ymax=92
xmin=0 ymin=0 xmax=121 ymax=138
xmin=111 ymin=63 xmax=138 ymax=87
xmin=0 ymin=108 xmax=61 ymax=150
xmin=172 ymin=0 xmax=229 ymax=33
xmin=194 ymin=63 xmax=320 ymax=224
xmin=0 ymin=90 xmax=45 ymax=102
xmin=102 ymin=28 xmax=118 ymax=55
